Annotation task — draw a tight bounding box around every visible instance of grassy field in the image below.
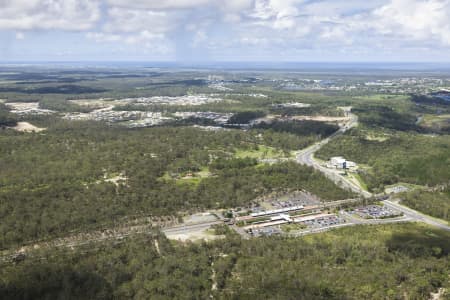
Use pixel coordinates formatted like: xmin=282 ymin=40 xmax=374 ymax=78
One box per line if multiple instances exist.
xmin=235 ymin=145 xmax=291 ymax=160
xmin=351 ymin=173 xmax=369 ymax=191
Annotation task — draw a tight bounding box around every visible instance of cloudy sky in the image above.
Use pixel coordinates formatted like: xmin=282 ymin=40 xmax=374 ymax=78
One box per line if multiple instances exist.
xmin=1 ymin=0 xmax=450 ymax=62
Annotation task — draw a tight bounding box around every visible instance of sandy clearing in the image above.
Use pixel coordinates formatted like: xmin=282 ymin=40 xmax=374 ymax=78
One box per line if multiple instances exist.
xmin=430 ymin=288 xmax=446 ymax=300
xmin=95 ymin=173 xmax=128 ymax=187
xmin=165 ymin=229 xmax=224 ymax=242
xmin=6 ymin=102 xmax=39 ymax=110
xmin=10 ymin=122 xmax=46 ymax=133
xmin=154 ymin=239 xmax=161 ymax=255
xmin=6 ymin=102 xmax=56 ymax=115
xmin=183 ymin=213 xmax=218 ymax=225
xmin=365 ymin=135 xmax=389 ymax=142
xmin=103 ymin=174 xmax=127 ymax=186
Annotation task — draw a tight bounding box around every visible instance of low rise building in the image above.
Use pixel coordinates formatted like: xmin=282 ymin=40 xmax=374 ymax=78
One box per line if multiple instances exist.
xmin=329 ymin=156 xmax=346 ymax=169
xmin=327 ymin=156 xmax=358 ymax=170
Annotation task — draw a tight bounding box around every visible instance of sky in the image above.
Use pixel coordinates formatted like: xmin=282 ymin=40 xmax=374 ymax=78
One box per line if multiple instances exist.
xmin=0 ymin=0 xmax=450 ymax=63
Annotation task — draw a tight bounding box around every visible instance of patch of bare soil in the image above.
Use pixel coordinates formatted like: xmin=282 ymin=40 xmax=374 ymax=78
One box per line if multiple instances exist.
xmin=10 ymin=122 xmax=46 ymax=133
xmin=165 ymin=229 xmax=224 ymax=242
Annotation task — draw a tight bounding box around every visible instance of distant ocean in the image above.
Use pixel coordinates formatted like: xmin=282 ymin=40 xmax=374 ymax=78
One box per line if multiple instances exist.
xmin=2 ymin=61 xmax=450 ymax=73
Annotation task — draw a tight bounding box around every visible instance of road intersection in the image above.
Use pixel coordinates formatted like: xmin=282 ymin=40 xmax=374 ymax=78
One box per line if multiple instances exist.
xmin=295 ymin=109 xmax=372 ymax=198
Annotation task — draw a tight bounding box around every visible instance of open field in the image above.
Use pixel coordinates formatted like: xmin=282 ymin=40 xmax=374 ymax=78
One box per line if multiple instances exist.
xmin=235 ymin=145 xmax=289 ymax=160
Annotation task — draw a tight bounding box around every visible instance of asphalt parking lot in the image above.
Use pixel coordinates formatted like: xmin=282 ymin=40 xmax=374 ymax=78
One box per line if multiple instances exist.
xmin=352 ymin=205 xmax=401 ymax=219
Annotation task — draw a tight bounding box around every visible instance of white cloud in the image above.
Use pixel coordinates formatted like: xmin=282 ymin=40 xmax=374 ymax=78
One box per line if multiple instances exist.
xmin=0 ymin=0 xmax=100 ymax=30
xmin=87 ymin=30 xmax=165 ymax=45
xmin=86 ymin=32 xmax=122 ymax=43
xmin=105 ymin=7 xmax=174 ymax=34
xmin=372 ymin=0 xmax=450 ymax=45
xmin=192 ymin=30 xmax=208 ymax=47
xmin=107 ymin=0 xmax=254 ymax=12
xmin=15 ymin=32 xmax=25 ymax=40
xmin=247 ymin=0 xmax=309 ymax=31
xmin=303 ymin=0 xmax=386 ymax=17
xmin=2 ymin=0 xmax=450 ymax=61
xmin=124 ymin=30 xmax=165 ymax=45
xmin=217 ymin=0 xmax=254 ymax=13
xmin=239 ymin=36 xmax=269 ymax=46
xmin=87 ymin=30 xmax=172 ymax=56
xmin=106 ymin=0 xmax=212 ymax=10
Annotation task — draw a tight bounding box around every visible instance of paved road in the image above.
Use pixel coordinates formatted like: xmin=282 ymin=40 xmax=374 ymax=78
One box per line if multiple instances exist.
xmin=317 ymin=198 xmax=363 ymax=210
xmin=288 ymin=222 xmax=354 ymax=237
xmin=383 ymin=200 xmax=450 ymax=231
xmin=295 ymin=110 xmax=372 ymax=198
xmin=287 ymin=218 xmax=412 ymax=237
xmin=288 ymin=211 xmax=414 ymax=238
xmin=341 ymin=210 xmax=413 ymax=225
xmin=294 ymin=108 xmax=450 ymax=232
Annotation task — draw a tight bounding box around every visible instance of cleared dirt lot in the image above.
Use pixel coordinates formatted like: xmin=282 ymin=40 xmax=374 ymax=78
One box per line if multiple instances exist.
xmin=6 ymin=102 xmax=55 ymax=115
xmin=165 ymin=228 xmax=224 ymax=242
xmin=10 ymin=122 xmax=45 ymax=133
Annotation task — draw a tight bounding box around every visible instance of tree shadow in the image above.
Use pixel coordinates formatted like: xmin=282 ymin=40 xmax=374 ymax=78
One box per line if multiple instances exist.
xmin=386 ymin=227 xmax=450 ymax=258
xmin=0 ymin=264 xmax=112 ymax=300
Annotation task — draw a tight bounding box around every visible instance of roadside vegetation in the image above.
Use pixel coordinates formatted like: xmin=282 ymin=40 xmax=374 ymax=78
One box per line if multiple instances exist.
xmin=400 ymin=187 xmax=450 ymax=222
xmin=317 ymin=128 xmax=450 ymax=193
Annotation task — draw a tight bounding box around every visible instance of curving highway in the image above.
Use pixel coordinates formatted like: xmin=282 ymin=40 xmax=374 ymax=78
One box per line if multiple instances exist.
xmin=295 ymin=108 xmax=372 ymax=198
xmin=383 ymin=199 xmax=450 ymax=231
xmin=295 ymin=108 xmax=450 ymax=231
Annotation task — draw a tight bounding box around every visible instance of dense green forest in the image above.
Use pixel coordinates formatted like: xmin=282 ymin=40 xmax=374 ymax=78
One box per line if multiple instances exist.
xmin=1 ymin=223 xmax=449 ymax=299
xmin=316 ymin=128 xmax=450 ymax=192
xmin=227 ymin=111 xmax=266 ymax=124
xmin=0 ymin=84 xmax=108 ymax=95
xmin=401 ymin=187 xmax=450 ymax=222
xmin=255 ymin=120 xmax=339 ymax=137
xmin=412 ymin=94 xmax=450 ymax=111
xmin=352 ymin=105 xmax=422 ymax=132
xmin=0 ymin=122 xmax=353 ymax=249
xmin=0 ymin=103 xmax=17 ymax=127
xmin=1 ymin=67 xmax=450 ymax=299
